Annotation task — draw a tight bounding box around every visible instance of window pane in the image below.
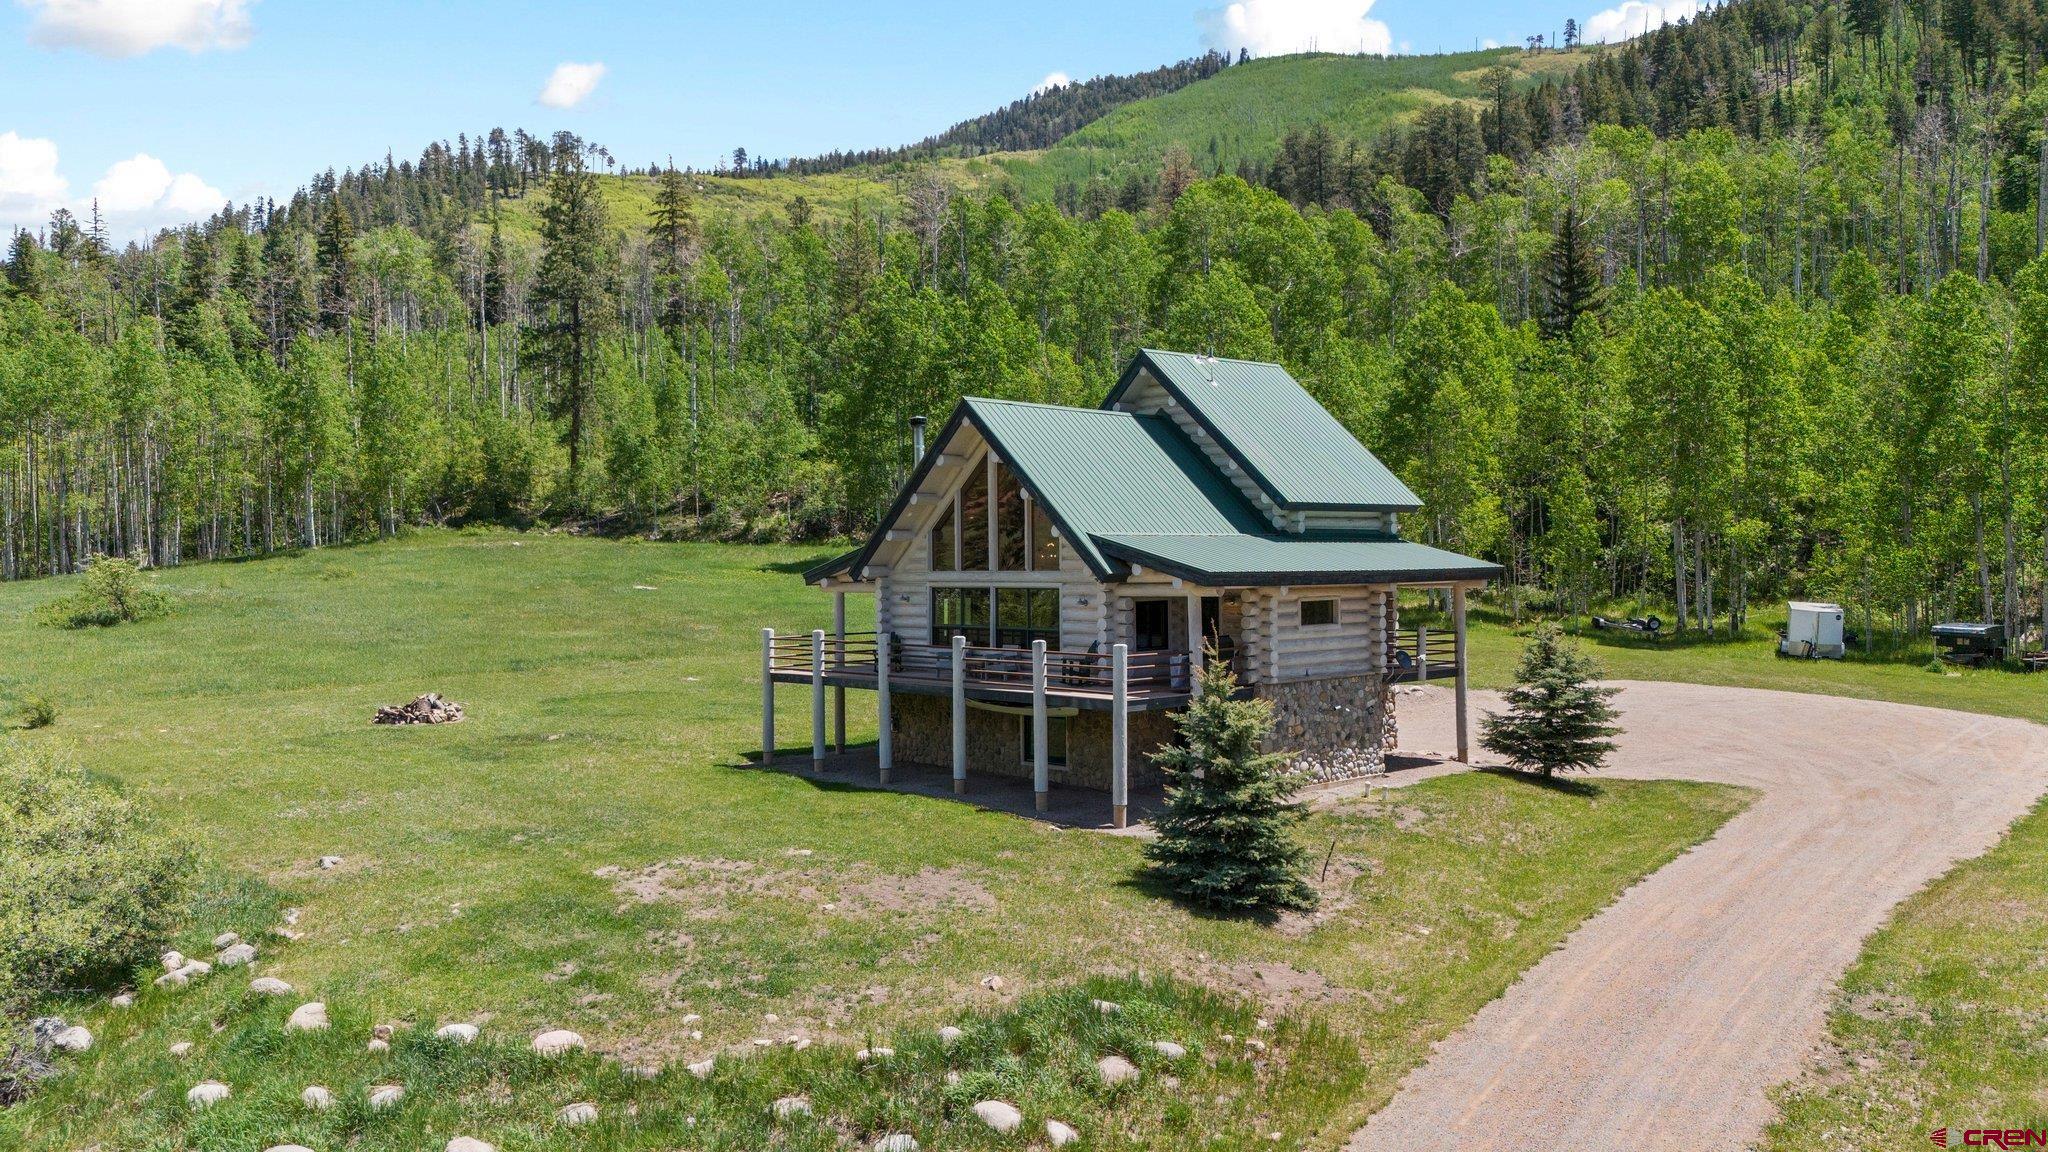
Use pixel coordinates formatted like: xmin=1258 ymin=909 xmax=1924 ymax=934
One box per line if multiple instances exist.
xmin=1302 ymin=599 xmax=1337 ymax=626
xmin=962 ymin=587 xmax=990 ymax=640
xmin=1023 ymin=715 xmax=1069 ymax=767
xmin=960 ymin=466 xmax=989 ymax=571
xmin=995 ymin=463 xmax=1026 ymax=570
xmin=932 ymin=587 xmax=992 ymax=646
xmin=1030 ymin=499 xmax=1058 ymax=570
xmin=1031 ymin=587 xmax=1059 ymax=633
xmin=929 ymin=500 xmax=956 ymax=572
xmin=996 ymin=587 xmax=1030 ymax=647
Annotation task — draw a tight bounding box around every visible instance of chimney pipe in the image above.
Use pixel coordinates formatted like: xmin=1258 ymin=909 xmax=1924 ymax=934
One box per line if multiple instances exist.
xmin=910 ymin=416 xmax=928 ymax=465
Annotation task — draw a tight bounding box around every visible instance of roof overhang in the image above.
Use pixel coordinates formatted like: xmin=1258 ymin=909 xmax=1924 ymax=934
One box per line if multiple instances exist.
xmin=1094 ymin=533 xmax=1502 ymax=588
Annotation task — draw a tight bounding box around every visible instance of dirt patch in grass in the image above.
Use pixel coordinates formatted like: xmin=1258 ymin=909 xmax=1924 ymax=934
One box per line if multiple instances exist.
xmin=1196 ymin=960 xmax=1349 ymax=1014
xmin=601 ymin=857 xmax=996 ymax=920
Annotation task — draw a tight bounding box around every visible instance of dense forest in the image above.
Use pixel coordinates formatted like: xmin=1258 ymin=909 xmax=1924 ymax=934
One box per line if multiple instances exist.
xmin=3 ymin=0 xmax=2047 ymax=648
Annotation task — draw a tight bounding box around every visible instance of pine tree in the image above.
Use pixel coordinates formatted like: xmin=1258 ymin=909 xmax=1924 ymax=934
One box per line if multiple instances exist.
xmin=4 ymin=230 xmax=38 ymax=297
xmin=1541 ymin=204 xmax=1603 ymax=338
xmin=1143 ymin=661 xmax=1317 ymax=915
xmin=315 ymin=199 xmax=355 ymax=331
xmin=649 ymin=164 xmax=698 ymax=335
xmin=529 ymin=146 xmax=618 ymax=501
xmin=1479 ymin=626 xmax=1621 ymax=778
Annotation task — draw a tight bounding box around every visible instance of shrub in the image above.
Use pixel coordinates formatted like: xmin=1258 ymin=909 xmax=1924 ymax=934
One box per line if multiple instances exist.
xmin=0 ymin=743 xmax=194 ymax=1010
xmin=41 ymin=555 xmax=172 ymax=629
xmin=1144 ymin=660 xmax=1316 ymax=915
xmin=15 ymin=696 xmax=54 ymax=730
xmin=1480 ymin=624 xmax=1622 ymax=778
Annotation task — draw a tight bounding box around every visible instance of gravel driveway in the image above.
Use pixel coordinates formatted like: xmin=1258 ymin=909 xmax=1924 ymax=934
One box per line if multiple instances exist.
xmin=1350 ymin=680 xmax=2048 ymax=1152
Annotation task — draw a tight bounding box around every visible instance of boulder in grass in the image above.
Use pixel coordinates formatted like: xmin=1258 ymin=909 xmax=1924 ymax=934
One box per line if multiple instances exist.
xmin=367 ymin=1084 xmax=404 ymax=1110
xmin=937 ymin=1025 xmax=963 ymax=1045
xmin=187 ymin=1080 xmax=231 ymax=1108
xmin=301 ymin=1085 xmax=334 ymax=1110
xmin=446 ymin=1139 xmax=495 ymax=1152
xmin=557 ymin=1102 xmax=599 ymax=1127
xmin=249 ymin=977 xmax=293 ymax=996
xmin=624 ymin=1064 xmax=660 ymax=1080
xmin=51 ymin=1026 xmax=92 ymax=1053
xmin=771 ymin=1096 xmax=811 ymax=1120
xmin=110 ymin=993 xmax=133 ymax=1008
xmin=532 ymin=1029 xmax=583 ymax=1055
xmin=217 ymin=943 xmax=257 ymax=967
xmin=874 ymin=1137 xmax=919 ymax=1152
xmin=1096 ymin=1055 xmax=1139 ymax=1086
xmin=1151 ymin=1040 xmax=1187 ymax=1060
xmin=168 ymin=1041 xmax=193 ymax=1058
xmin=971 ymin=1101 xmax=1022 ymax=1134
xmin=855 ymin=1046 xmax=894 ymax=1062
xmin=1045 ymin=1120 xmax=1080 ymax=1147
xmin=435 ymin=1022 xmax=479 ymax=1044
xmin=366 ymin=1039 xmax=389 ymax=1053
xmin=212 ymin=932 xmax=240 ymax=950
xmin=161 ymin=951 xmax=185 ymax=972
xmin=264 ymin=1146 xmax=316 ymax=1152
xmin=1091 ymin=999 xmax=1121 ymax=1015
xmin=286 ymin=1002 xmax=328 ymax=1032
xmin=375 ymin=694 xmax=466 ymax=725
xmin=686 ymin=1058 xmax=715 ymax=1080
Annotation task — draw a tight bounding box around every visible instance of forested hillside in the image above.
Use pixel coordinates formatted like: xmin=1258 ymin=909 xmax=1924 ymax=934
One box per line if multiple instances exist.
xmin=3 ymin=0 xmax=2046 ymax=647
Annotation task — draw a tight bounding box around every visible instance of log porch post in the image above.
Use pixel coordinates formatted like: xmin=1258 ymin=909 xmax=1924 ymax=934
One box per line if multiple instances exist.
xmin=1111 ymin=642 xmax=1129 ymax=829
xmin=810 ymin=629 xmax=826 ymax=769
xmin=832 ymin=591 xmax=847 ymax=754
xmin=1453 ymin=586 xmax=1470 ymax=764
xmin=760 ymin=628 xmax=775 ymax=766
xmin=1031 ymin=639 xmax=1049 ymax=811
xmin=1186 ymin=591 xmax=1203 ymax=698
xmin=877 ymin=630 xmax=893 ymax=782
xmin=950 ymin=634 xmax=968 ymax=793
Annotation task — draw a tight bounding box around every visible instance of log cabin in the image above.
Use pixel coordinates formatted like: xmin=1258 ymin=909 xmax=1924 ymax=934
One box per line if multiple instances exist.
xmin=764 ymin=349 xmax=1499 ymax=826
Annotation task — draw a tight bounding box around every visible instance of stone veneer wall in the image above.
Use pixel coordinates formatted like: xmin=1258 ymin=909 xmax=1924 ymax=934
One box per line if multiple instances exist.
xmin=890 ymin=694 xmax=1175 ymax=790
xmin=1252 ymin=674 xmax=1396 ymax=783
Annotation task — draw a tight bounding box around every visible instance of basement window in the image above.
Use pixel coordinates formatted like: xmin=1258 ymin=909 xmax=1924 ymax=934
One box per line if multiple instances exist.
xmin=1020 ymin=714 xmax=1070 ymax=768
xmin=1300 ymin=598 xmax=1338 ymax=627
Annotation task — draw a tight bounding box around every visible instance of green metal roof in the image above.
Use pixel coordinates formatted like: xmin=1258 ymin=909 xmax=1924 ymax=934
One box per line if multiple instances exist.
xmin=965 ymin=398 xmax=1271 ymax=577
xmin=1094 ymin=533 xmax=1501 ymax=587
xmin=1110 ymin=349 xmax=1422 ymax=512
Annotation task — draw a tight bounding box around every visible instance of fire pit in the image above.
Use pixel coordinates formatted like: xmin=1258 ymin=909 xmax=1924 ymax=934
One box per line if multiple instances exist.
xmin=373 ymin=693 xmax=465 ymax=725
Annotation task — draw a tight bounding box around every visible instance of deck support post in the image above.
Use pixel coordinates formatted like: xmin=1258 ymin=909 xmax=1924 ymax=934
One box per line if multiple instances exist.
xmin=1452 ymin=587 xmax=1469 ymax=764
xmin=1031 ymin=640 xmax=1049 ymax=812
xmin=950 ymin=635 xmax=967 ymax=793
xmin=1111 ymin=643 xmax=1129 ymax=829
xmin=877 ymin=631 xmax=893 ymax=782
xmin=832 ymin=592 xmax=847 ymax=754
xmin=810 ymin=629 xmax=827 ymax=769
xmin=760 ymin=628 xmax=775 ymax=766
xmin=1186 ymin=592 xmax=1203 ymax=697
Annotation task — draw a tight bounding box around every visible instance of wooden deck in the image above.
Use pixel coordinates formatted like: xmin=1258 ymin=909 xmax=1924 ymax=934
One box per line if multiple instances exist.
xmin=766 ymin=632 xmax=1196 ymax=711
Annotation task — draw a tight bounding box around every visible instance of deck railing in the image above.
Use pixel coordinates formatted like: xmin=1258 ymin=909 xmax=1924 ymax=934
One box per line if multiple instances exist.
xmin=767 ymin=631 xmax=1194 ymax=696
xmin=1387 ymin=625 xmax=1460 ymax=680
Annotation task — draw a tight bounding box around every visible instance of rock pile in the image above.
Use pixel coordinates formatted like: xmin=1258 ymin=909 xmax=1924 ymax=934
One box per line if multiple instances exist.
xmin=373 ymin=693 xmax=465 ymax=725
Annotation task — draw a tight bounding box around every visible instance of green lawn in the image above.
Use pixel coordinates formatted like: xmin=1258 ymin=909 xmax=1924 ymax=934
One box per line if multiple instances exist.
xmin=0 ymin=530 xmax=1746 ymax=1151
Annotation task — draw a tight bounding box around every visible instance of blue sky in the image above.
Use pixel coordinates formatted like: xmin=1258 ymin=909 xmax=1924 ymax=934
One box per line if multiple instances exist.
xmin=0 ymin=0 xmax=1697 ymax=239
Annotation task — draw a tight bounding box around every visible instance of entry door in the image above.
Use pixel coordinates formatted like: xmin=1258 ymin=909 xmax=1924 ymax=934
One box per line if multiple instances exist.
xmin=1133 ymin=600 xmax=1171 ymax=650
xmin=1201 ymin=595 xmax=1238 ymax=669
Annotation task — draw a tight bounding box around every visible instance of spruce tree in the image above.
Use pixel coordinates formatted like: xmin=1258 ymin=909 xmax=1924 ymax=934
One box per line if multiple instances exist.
xmin=1480 ymin=626 xmax=1621 ymax=778
xmin=1143 ymin=661 xmax=1316 ymax=915
xmin=1541 ymin=204 xmax=1603 ymax=339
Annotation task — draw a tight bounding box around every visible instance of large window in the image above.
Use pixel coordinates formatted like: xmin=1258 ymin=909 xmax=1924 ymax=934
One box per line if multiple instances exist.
xmin=995 ymin=463 xmax=1027 ymax=570
xmin=931 ymin=586 xmax=990 ymax=645
xmin=1030 ymin=498 xmax=1058 ymax=570
xmin=929 ymin=501 xmax=957 ymax=572
xmin=930 ymin=586 xmax=1057 ymax=649
xmin=996 ymin=587 xmax=1059 ymax=649
xmin=959 ymin=466 xmax=990 ymax=571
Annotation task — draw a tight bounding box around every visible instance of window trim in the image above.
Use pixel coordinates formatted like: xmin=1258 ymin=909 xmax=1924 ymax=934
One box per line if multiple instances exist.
xmin=1299 ymin=597 xmax=1340 ymax=628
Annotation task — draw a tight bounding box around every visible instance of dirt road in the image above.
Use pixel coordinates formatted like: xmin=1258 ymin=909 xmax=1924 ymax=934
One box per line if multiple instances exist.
xmin=1350 ymin=680 xmax=2048 ymax=1152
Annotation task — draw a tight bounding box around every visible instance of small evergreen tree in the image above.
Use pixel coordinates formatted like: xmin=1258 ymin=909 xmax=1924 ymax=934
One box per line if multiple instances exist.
xmin=1480 ymin=625 xmax=1621 ymax=778
xmin=1143 ymin=661 xmax=1316 ymax=914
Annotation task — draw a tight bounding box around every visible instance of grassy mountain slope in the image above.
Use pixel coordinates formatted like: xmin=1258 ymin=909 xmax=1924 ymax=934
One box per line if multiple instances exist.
xmin=990 ymin=48 xmax=1591 ymax=196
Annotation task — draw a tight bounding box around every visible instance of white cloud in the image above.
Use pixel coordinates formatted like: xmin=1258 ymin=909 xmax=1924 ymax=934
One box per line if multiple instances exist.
xmin=1033 ymin=71 xmax=1071 ymax=94
xmin=1 ymin=137 xmax=221 ymax=239
xmin=0 ymin=131 xmax=68 ymax=227
xmin=1583 ymin=0 xmax=1700 ymax=43
xmin=538 ymin=61 xmax=607 ymax=110
xmin=21 ymin=0 xmax=253 ymax=58
xmin=1199 ymin=0 xmax=1392 ymax=57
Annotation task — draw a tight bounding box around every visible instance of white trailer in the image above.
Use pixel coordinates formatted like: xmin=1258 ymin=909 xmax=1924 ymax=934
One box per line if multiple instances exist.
xmin=1779 ymin=601 xmax=1845 ymax=659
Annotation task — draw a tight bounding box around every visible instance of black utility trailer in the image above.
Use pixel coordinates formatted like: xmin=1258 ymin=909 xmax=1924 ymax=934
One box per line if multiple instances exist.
xmin=1933 ymin=622 xmax=2006 ymax=667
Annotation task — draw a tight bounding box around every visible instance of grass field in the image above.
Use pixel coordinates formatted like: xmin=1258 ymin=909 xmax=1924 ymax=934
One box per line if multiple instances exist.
xmin=0 ymin=530 xmax=1746 ymax=1151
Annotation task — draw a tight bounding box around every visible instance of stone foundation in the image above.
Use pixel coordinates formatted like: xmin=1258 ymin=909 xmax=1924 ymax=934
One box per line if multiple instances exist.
xmin=1252 ymin=674 xmax=1395 ymax=783
xmin=890 ymin=694 xmax=1174 ymax=790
